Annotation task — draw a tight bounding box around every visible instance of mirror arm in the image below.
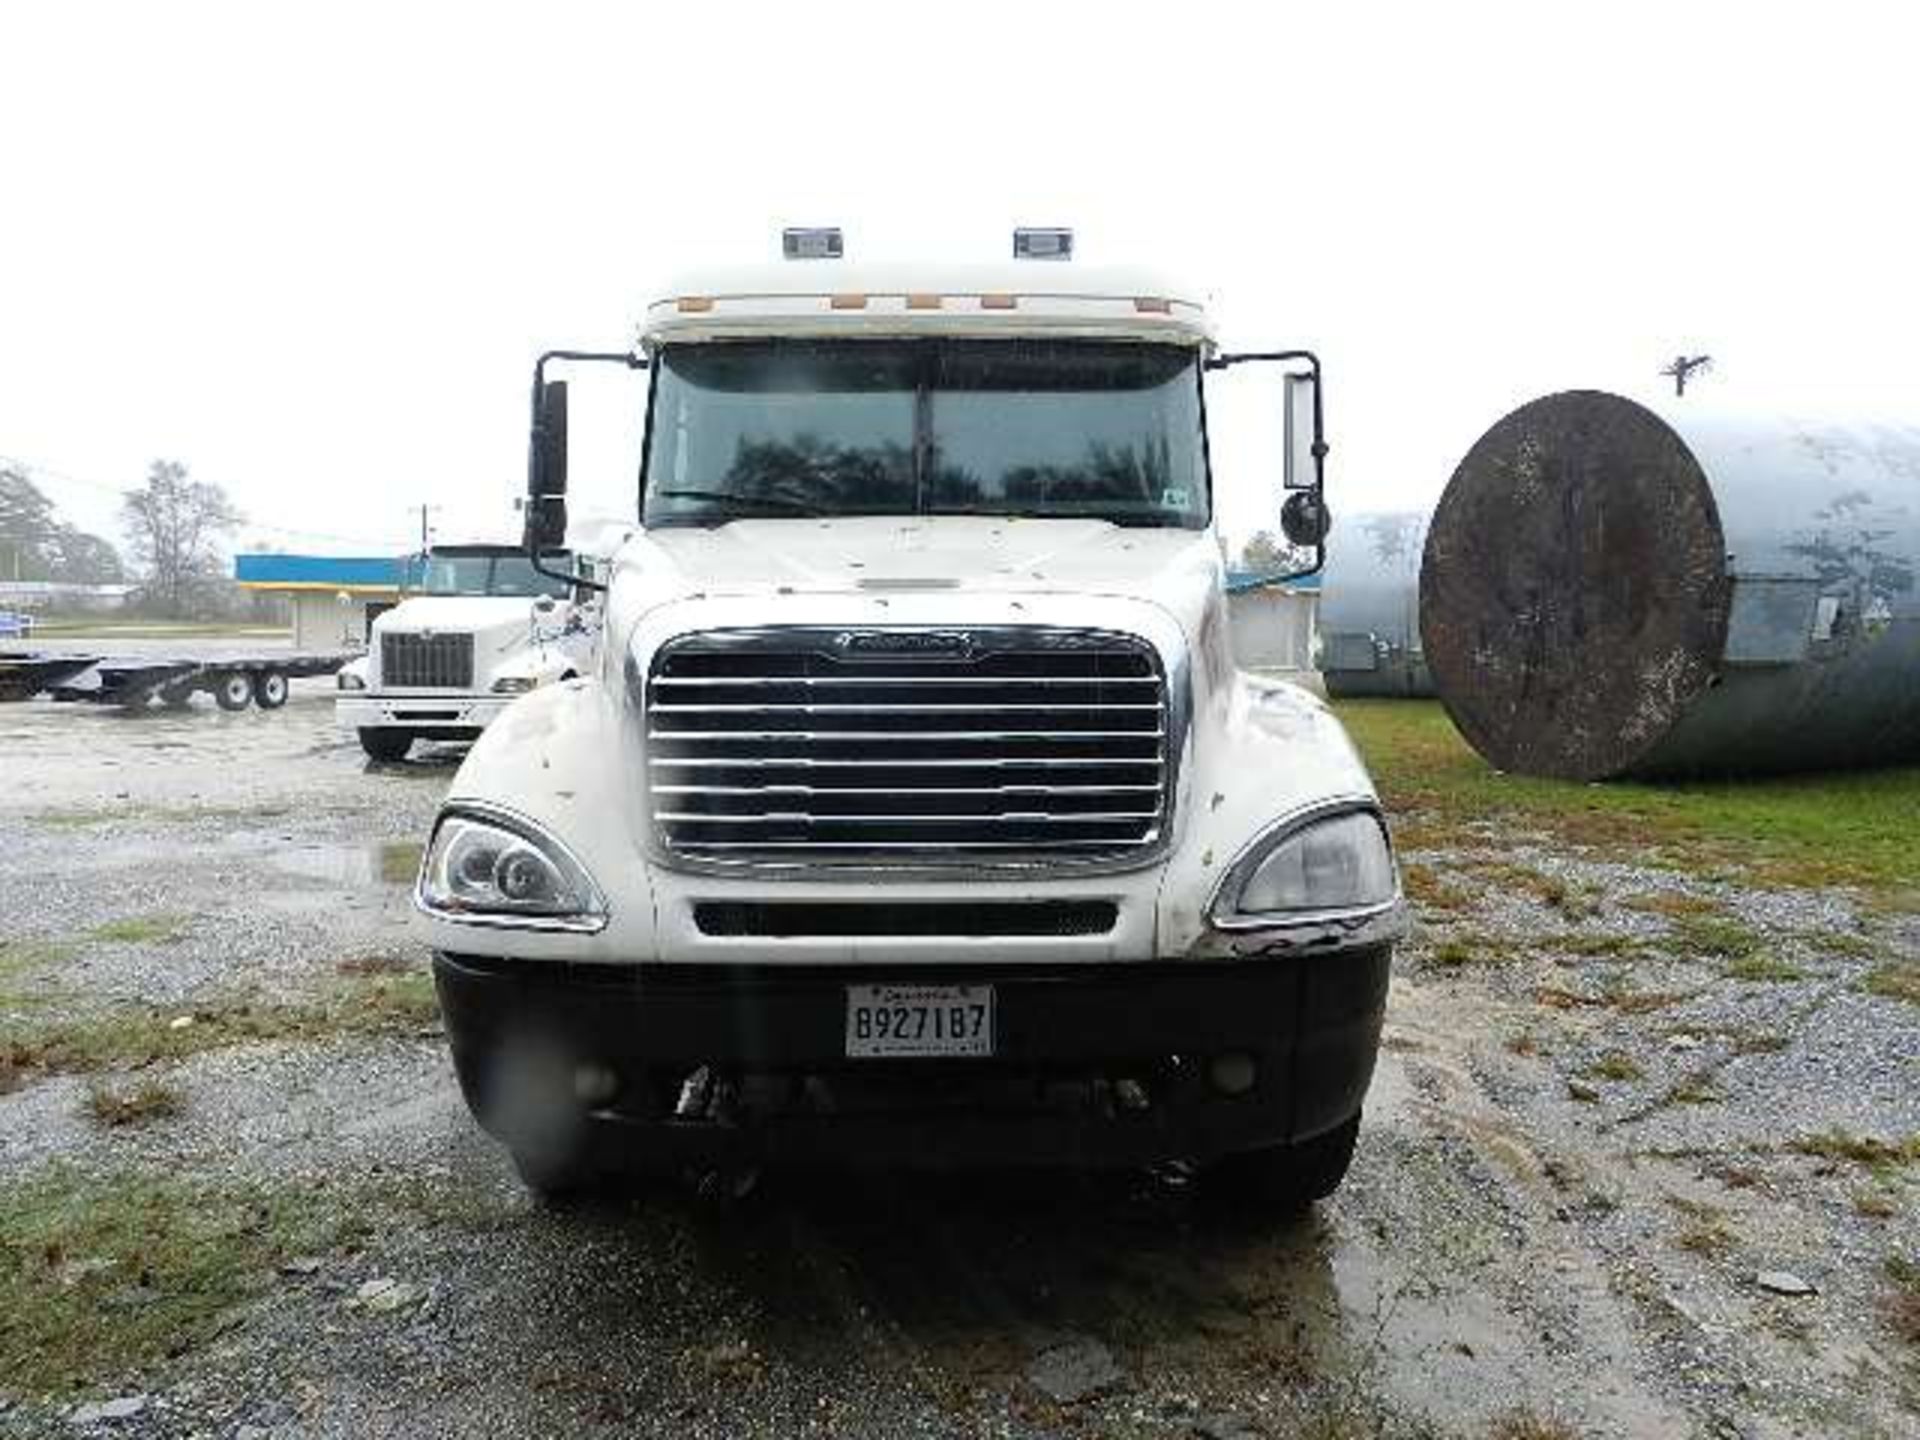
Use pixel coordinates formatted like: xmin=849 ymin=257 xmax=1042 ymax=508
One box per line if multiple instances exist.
xmin=525 ymin=349 xmax=650 ymax=595
xmin=1206 ymin=348 xmax=1328 ymax=583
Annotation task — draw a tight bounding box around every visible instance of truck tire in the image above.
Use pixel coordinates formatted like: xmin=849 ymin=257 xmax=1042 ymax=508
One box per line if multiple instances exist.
xmin=358 ymin=728 xmax=414 ymax=763
xmin=1204 ymin=1114 xmax=1361 ymax=1216
xmin=213 ymin=672 xmax=253 ymax=711
xmin=507 ymin=1140 xmax=597 ymax=1203
xmin=252 ymin=669 xmax=290 ymax=709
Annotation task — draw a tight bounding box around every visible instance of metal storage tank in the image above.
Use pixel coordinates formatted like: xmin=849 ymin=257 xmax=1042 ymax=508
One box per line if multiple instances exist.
xmin=1420 ymin=390 xmax=1920 ymax=780
xmin=1317 ymin=511 xmax=1435 ymax=697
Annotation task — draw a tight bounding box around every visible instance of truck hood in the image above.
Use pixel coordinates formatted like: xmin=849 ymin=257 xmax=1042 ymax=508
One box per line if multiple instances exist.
xmin=627 ymin=517 xmax=1221 ymax=608
xmin=377 ymin=596 xmax=547 ymax=632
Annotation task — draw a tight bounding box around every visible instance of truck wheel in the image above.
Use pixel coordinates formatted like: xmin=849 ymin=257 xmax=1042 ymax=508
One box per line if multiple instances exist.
xmin=252 ymin=669 xmax=290 ymax=709
xmin=507 ymin=1141 xmax=596 ymax=1203
xmin=358 ymin=728 xmax=414 ymax=763
xmin=213 ymin=673 xmax=253 ymax=711
xmin=1204 ymin=1114 xmax=1360 ymax=1215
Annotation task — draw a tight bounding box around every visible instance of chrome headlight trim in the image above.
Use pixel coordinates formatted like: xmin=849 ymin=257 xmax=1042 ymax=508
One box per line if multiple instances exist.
xmin=413 ymin=800 xmax=609 ymax=934
xmin=1207 ymin=796 xmax=1404 ymax=935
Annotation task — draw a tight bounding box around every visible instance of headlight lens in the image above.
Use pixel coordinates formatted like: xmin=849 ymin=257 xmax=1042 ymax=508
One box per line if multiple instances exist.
xmin=337 ymin=671 xmax=366 ymax=691
xmin=418 ymin=813 xmax=604 ymax=925
xmin=1223 ymin=810 xmax=1396 ymax=919
xmin=490 ymin=676 xmax=538 ymax=694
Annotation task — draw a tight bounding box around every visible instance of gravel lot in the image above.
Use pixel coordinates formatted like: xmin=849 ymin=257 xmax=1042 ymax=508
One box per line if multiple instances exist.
xmin=2 ymin=644 xmax=1917 ymax=1438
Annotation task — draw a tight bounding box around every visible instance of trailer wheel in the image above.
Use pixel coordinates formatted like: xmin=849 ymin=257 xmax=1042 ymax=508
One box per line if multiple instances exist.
xmin=252 ymin=669 xmax=290 ymax=709
xmin=213 ymin=672 xmax=253 ymax=711
xmin=358 ymin=728 xmax=414 ymax=763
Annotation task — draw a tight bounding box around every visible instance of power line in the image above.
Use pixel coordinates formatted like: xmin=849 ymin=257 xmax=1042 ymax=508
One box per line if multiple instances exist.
xmin=0 ymin=450 xmax=413 ymax=550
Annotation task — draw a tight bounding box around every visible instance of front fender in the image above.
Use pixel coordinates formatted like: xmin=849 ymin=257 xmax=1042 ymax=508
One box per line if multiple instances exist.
xmin=1154 ymin=673 xmax=1380 ymax=955
xmin=415 ymin=679 xmax=659 ymax=963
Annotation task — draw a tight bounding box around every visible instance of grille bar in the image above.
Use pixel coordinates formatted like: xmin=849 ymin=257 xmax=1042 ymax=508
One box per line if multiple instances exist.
xmin=380 ymin=632 xmax=476 ymax=690
xmin=645 ymin=628 xmax=1171 ymax=869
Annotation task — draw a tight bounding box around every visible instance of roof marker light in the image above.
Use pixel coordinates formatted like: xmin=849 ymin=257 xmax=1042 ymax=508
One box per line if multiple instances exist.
xmin=906 ymin=293 xmax=943 ymax=310
xmin=979 ymin=293 xmax=1018 ymax=311
xmin=1013 ymin=227 xmax=1073 ymax=261
xmin=676 ymin=296 xmax=714 ymax=313
xmin=1134 ymin=297 xmax=1172 ymax=314
xmin=783 ymin=227 xmax=844 ymax=260
xmin=829 ymin=293 xmax=868 ymax=310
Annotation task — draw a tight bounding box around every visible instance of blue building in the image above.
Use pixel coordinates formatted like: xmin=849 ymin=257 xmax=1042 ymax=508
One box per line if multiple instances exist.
xmin=234 ymin=553 xmax=426 ymax=648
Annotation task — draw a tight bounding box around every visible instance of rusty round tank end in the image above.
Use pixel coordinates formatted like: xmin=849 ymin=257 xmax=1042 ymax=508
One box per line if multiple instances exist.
xmin=1420 ymin=390 xmax=1731 ymax=781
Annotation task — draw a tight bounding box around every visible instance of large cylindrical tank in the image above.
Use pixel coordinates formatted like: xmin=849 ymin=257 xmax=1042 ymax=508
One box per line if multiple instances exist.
xmin=1317 ymin=510 xmax=1435 ymax=698
xmin=1420 ymin=390 xmax=1920 ymax=779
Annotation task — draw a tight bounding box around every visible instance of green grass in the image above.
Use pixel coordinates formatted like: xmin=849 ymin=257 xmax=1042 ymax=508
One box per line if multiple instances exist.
xmin=1336 ymin=700 xmax=1920 ymax=892
xmin=1792 ymin=1130 xmax=1920 ymax=1170
xmin=82 ymin=1077 xmax=185 ymax=1128
xmin=1550 ymin=931 xmax=1645 ymax=958
xmin=27 ymin=620 xmax=286 ymax=639
xmin=1666 ymin=915 xmax=1763 ymax=960
xmin=87 ymin=914 xmax=189 ymax=946
xmin=1863 ymin=961 xmax=1920 ymax=1006
xmin=1586 ymin=1051 xmax=1643 ymax=1082
xmin=1427 ymin=933 xmax=1512 ymax=968
xmin=1722 ymin=952 xmax=1805 ymax=983
xmin=0 ymin=1166 xmax=367 ymax=1394
xmin=0 ymin=970 xmax=438 ymax=1082
xmin=1886 ymin=1258 xmax=1920 ymax=1348
xmin=377 ymin=841 xmax=424 ymax=886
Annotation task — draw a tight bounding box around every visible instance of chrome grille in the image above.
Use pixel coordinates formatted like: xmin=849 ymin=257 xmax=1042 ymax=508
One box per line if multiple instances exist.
xmin=380 ymin=632 xmax=474 ymax=690
xmin=644 ymin=627 xmax=1171 ymax=868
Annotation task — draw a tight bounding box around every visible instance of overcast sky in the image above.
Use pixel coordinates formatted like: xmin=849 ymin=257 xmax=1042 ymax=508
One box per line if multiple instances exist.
xmin=3 ymin=2 xmax=1916 ymax=558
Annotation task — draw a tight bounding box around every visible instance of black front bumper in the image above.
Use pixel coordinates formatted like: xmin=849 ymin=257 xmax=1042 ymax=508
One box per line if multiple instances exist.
xmin=432 ymin=948 xmax=1390 ymax=1172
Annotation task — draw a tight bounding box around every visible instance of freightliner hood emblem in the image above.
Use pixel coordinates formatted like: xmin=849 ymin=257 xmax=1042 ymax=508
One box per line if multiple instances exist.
xmin=833 ymin=629 xmax=975 ymax=660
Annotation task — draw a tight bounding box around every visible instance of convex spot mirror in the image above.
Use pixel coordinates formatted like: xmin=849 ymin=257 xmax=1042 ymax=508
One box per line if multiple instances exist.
xmin=1281 ymin=490 xmax=1331 ymax=548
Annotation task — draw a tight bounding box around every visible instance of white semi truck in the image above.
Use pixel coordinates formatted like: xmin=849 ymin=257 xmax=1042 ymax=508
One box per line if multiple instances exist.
xmin=336 ymin=542 xmax=597 ymax=762
xmin=414 ymin=229 xmax=1404 ymax=1207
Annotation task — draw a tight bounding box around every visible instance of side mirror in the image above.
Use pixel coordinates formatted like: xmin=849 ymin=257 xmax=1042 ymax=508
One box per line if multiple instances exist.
xmin=1281 ymin=490 xmax=1331 ymax=548
xmin=1283 ymin=371 xmax=1322 ymax=490
xmin=524 ymin=379 xmax=569 ymax=554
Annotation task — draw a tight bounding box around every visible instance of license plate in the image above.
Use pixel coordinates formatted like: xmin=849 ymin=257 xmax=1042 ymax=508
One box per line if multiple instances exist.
xmin=844 ymin=983 xmax=995 ymax=1058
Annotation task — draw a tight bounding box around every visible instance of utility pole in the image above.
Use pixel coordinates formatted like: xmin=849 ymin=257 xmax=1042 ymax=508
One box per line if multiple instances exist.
xmin=1660 ymin=354 xmax=1713 ymax=397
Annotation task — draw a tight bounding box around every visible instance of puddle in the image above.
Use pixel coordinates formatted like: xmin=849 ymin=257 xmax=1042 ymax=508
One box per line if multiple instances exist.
xmin=268 ymin=841 xmax=422 ymax=888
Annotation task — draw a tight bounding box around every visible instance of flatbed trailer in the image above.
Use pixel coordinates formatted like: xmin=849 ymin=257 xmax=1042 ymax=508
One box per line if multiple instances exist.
xmin=0 ymin=652 xmax=350 ymax=711
xmin=0 ymin=653 xmax=102 ymax=703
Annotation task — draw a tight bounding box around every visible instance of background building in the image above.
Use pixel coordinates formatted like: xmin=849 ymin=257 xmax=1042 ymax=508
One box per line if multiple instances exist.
xmin=234 ymin=553 xmax=424 ymax=649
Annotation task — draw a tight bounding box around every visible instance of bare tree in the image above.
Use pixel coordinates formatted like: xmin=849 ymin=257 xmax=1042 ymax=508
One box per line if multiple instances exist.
xmin=1 ymin=465 xmax=125 ymax=582
xmin=121 ymin=460 xmax=243 ymax=617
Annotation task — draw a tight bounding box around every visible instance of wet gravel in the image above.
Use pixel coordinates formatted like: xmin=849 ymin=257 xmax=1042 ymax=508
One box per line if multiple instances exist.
xmin=2 ymin=658 xmax=1918 ymax=1437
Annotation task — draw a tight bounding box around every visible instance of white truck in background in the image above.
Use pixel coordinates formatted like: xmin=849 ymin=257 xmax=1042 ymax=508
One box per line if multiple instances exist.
xmin=336 ymin=542 xmax=599 ymax=762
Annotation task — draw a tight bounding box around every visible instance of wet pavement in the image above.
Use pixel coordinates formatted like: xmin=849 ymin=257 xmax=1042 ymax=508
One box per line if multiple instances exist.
xmin=1 ymin=655 xmax=1917 ymax=1437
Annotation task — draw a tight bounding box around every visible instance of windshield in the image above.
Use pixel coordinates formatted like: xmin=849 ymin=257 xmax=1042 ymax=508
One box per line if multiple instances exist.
xmin=641 ymin=340 xmax=1209 ymax=528
xmin=422 ymin=554 xmax=572 ymax=599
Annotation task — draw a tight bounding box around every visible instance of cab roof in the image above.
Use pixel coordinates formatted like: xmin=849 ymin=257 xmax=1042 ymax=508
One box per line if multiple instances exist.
xmin=640 ymin=260 xmax=1215 ymax=349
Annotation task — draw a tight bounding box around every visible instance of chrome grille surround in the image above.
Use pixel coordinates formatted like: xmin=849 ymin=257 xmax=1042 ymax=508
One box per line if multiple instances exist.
xmin=380 ymin=632 xmax=475 ymax=690
xmin=641 ymin=626 xmax=1182 ymax=874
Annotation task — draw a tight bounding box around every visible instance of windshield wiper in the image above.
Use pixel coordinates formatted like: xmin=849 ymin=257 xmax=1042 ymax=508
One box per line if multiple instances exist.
xmin=653 ymin=487 xmax=825 ymax=517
